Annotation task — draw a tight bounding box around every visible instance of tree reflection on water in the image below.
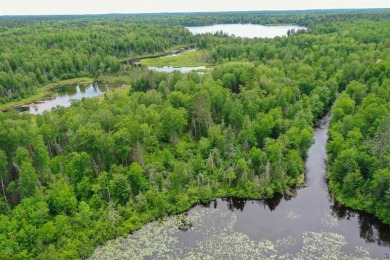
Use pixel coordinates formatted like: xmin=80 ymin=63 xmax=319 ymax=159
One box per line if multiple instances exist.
xmin=331 ymin=200 xmax=390 ymax=247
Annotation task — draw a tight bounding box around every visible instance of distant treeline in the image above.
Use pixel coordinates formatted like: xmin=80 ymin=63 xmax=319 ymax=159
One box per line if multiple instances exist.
xmin=1 ymin=10 xmax=389 ymax=103
xmin=1 ymin=9 xmax=390 ymax=26
xmin=0 ymin=11 xmax=389 ymax=258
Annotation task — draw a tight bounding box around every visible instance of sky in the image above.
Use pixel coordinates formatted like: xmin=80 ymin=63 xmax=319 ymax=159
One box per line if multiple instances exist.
xmin=0 ymin=0 xmax=389 ymax=16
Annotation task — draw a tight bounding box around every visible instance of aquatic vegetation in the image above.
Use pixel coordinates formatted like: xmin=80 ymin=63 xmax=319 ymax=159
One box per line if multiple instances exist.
xmin=321 ymin=212 xmax=339 ymax=228
xmin=286 ymin=210 xmax=301 ymax=221
xmin=296 ymin=232 xmax=370 ymax=259
xmin=90 ymin=205 xmax=372 ymax=259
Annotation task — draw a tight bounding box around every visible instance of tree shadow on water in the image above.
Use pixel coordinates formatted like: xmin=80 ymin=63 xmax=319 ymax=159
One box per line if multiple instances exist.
xmin=331 ymin=200 xmax=390 ymax=247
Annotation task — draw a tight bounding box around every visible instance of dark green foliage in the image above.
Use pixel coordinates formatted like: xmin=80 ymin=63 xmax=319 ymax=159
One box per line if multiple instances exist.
xmin=0 ymin=10 xmax=389 ymax=259
xmin=0 ymin=19 xmax=193 ymax=103
xmin=327 ymin=59 xmax=390 ymax=225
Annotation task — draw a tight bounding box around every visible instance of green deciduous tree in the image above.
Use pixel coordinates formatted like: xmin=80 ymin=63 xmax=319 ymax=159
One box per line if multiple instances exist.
xmin=160 ymin=106 xmax=187 ymax=143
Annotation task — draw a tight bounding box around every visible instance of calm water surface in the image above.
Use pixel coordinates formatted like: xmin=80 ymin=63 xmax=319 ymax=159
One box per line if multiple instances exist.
xmin=8 ymin=83 xmax=117 ymax=115
xmin=91 ymin=114 xmax=390 ymax=259
xmin=186 ymin=24 xmax=306 ymax=38
xmin=147 ymin=66 xmax=206 ymax=74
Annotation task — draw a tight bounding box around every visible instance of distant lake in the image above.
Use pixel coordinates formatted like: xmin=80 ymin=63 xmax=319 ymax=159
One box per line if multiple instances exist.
xmin=186 ymin=24 xmax=306 ymax=38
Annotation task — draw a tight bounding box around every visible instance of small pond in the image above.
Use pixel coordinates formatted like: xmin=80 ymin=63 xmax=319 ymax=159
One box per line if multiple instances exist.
xmin=186 ymin=24 xmax=306 ymax=38
xmin=6 ymin=83 xmax=119 ymax=115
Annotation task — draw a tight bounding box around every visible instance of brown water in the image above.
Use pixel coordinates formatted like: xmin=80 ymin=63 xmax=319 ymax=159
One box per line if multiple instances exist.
xmin=91 ymin=114 xmax=390 ymax=259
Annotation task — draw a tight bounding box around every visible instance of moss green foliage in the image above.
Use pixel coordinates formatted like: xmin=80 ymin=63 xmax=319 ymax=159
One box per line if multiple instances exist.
xmin=0 ymin=10 xmax=389 ymax=259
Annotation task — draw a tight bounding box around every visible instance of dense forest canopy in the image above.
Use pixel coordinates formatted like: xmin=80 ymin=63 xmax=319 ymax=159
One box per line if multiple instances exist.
xmin=0 ymin=9 xmax=389 ymax=259
xmin=0 ymin=20 xmax=193 ymax=102
xmin=0 ymin=9 xmax=389 ymax=103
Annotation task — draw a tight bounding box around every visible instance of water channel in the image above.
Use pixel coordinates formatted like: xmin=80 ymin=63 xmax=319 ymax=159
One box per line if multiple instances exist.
xmin=90 ymin=114 xmax=390 ymax=259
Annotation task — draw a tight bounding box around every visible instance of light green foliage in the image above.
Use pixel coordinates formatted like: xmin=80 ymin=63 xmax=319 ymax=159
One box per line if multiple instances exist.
xmin=14 ymin=147 xmax=39 ymax=198
xmin=18 ymin=160 xmax=39 ymax=199
xmin=141 ymin=49 xmax=211 ymax=67
xmin=0 ymin=10 xmax=389 ymax=259
xmin=191 ymin=92 xmax=212 ymax=139
xmin=0 ymin=19 xmax=193 ymax=103
xmin=110 ymin=173 xmax=130 ymax=204
xmin=47 ymin=179 xmax=78 ymax=215
xmin=127 ymin=163 xmax=149 ymax=196
xmin=327 ymin=59 xmax=390 ymax=224
xmin=346 ymin=81 xmax=367 ymax=105
xmin=160 ymin=106 xmax=187 ymax=142
xmin=0 ymin=149 xmax=7 ymax=179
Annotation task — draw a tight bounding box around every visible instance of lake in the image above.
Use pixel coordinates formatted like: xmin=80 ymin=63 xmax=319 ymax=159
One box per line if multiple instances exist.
xmin=186 ymin=24 xmax=307 ymax=38
xmin=6 ymin=83 xmax=118 ymax=115
xmin=90 ymin=115 xmax=390 ymax=259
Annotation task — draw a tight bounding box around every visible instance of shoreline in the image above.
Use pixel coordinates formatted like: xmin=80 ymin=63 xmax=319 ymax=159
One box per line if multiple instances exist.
xmin=0 ymin=77 xmax=95 ymax=112
xmin=0 ymin=45 xmax=197 ymax=113
xmin=0 ymin=78 xmax=129 ymax=113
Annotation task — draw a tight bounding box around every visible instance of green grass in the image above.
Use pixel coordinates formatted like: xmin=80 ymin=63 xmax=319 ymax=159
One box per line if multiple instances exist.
xmin=96 ymin=75 xmax=131 ymax=85
xmin=96 ymin=84 xmax=130 ymax=101
xmin=0 ymin=47 xmax=212 ymax=112
xmin=141 ymin=49 xmax=212 ymax=67
xmin=120 ymin=44 xmax=195 ymax=63
xmin=0 ymin=48 xmax=213 ymax=112
xmin=0 ymin=77 xmax=94 ymax=111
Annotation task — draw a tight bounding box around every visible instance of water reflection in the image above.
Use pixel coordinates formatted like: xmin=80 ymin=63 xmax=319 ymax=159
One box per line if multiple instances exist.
xmin=263 ymin=194 xmax=283 ymax=211
xmin=202 ymin=195 xmax=290 ymax=212
xmin=332 ymin=200 xmax=390 ymax=247
xmin=182 ymin=115 xmax=389 ymax=258
xmin=90 ymin=114 xmax=390 ymax=259
xmin=147 ymin=66 xmax=206 ymax=74
xmin=215 ymin=193 xmax=390 ymax=252
xmin=223 ymin=197 xmax=247 ymax=212
xmin=7 ymin=83 xmax=119 ymax=115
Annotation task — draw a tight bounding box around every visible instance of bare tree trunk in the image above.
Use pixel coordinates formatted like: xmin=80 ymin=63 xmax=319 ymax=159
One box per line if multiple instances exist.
xmin=92 ymin=159 xmax=100 ymax=177
xmin=1 ymin=178 xmax=10 ymax=211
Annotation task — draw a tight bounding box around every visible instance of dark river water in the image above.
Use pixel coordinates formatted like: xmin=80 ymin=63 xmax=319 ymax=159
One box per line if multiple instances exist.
xmin=91 ymin=116 xmax=390 ymax=259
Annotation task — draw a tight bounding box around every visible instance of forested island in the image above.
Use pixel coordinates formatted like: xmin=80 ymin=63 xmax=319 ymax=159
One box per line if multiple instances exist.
xmin=0 ymin=9 xmax=389 ymax=259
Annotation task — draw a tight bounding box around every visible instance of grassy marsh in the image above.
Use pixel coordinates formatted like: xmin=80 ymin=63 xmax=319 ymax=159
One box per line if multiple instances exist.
xmin=141 ymin=49 xmax=213 ymax=67
xmin=0 ymin=77 xmax=94 ymax=112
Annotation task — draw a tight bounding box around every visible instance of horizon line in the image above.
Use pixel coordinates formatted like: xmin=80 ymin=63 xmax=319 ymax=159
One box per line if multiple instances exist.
xmin=1 ymin=7 xmax=389 ymax=17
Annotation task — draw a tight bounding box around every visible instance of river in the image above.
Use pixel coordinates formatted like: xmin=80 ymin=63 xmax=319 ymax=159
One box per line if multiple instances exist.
xmin=90 ymin=114 xmax=390 ymax=259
